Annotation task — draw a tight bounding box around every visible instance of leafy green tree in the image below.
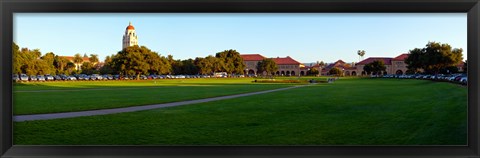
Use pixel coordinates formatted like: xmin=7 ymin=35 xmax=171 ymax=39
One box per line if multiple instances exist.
xmin=81 ymin=62 xmax=95 ymax=75
xmin=99 ymin=55 xmax=115 ymax=74
xmin=171 ymin=59 xmax=183 ymax=75
xmin=65 ymin=62 xmax=76 ymax=75
xmin=158 ymin=56 xmax=171 ymax=75
xmin=206 ymin=55 xmax=224 ymax=75
xmin=111 ymin=45 xmax=151 ymax=79
xmin=256 ymin=58 xmax=278 ymax=77
xmin=17 ymin=47 xmax=42 ymax=75
xmin=12 ymin=42 xmax=22 ymax=74
xmin=405 ymin=42 xmax=463 ymax=74
xmin=363 ymin=64 xmax=373 ymax=75
xmin=54 ymin=56 xmax=69 ymax=74
xmin=181 ymin=59 xmax=198 ymax=75
xmin=89 ymin=54 xmax=99 ymax=65
xmin=329 ymin=67 xmax=342 ymax=76
xmin=307 ymin=68 xmax=319 ymax=76
xmin=195 ymin=57 xmax=213 ymax=75
xmin=215 ymin=49 xmax=246 ymax=76
xmin=41 ymin=52 xmax=56 ymax=75
xmin=145 ymin=52 xmax=163 ymax=75
xmin=364 ymin=60 xmax=386 ymax=75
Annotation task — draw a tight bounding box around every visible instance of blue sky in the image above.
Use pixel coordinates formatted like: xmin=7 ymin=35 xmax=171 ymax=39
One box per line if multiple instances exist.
xmin=14 ymin=13 xmax=467 ymax=64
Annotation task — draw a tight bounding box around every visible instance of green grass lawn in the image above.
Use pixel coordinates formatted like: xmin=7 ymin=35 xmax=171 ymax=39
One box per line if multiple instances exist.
xmin=13 ymin=77 xmax=467 ymax=145
xmin=13 ymin=78 xmax=298 ymax=115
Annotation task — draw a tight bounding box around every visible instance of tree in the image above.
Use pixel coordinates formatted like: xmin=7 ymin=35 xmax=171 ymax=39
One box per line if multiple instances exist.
xmin=364 ymin=60 xmax=386 ymax=75
xmin=17 ymin=47 xmax=43 ymax=75
xmin=307 ymin=68 xmax=319 ymax=76
xmin=73 ymin=53 xmax=83 ymax=71
xmin=256 ymin=58 xmax=278 ymax=77
xmin=318 ymin=61 xmax=326 ymax=67
xmin=181 ymin=59 xmax=198 ymax=75
xmin=206 ymin=55 xmax=224 ymax=75
xmin=144 ymin=52 xmax=163 ymax=75
xmin=329 ymin=67 xmax=342 ymax=76
xmin=89 ymin=54 xmax=99 ymax=65
xmin=439 ymin=66 xmax=459 ymax=74
xmin=41 ymin=52 xmax=56 ymax=75
xmin=404 ymin=48 xmax=424 ymax=73
xmin=99 ymin=55 xmax=115 ymax=74
xmin=357 ymin=50 xmax=366 ymax=61
xmin=111 ymin=45 xmax=152 ymax=79
xmin=195 ymin=57 xmax=213 ymax=75
xmin=65 ymin=62 xmax=76 ymax=75
xmin=215 ymin=49 xmax=246 ymax=76
xmin=463 ymin=60 xmax=467 ymax=73
xmin=405 ymin=42 xmax=463 ymax=74
xmin=171 ymin=59 xmax=183 ymax=75
xmin=54 ymin=56 xmax=69 ymax=74
xmin=12 ymin=42 xmax=22 ymax=74
xmin=81 ymin=62 xmax=95 ymax=75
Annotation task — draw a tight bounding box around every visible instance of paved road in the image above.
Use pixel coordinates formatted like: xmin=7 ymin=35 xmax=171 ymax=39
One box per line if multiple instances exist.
xmin=14 ymin=84 xmax=310 ymax=122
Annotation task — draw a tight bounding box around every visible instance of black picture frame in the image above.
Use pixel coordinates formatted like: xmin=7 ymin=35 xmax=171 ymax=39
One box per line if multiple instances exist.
xmin=1 ymin=0 xmax=479 ymax=158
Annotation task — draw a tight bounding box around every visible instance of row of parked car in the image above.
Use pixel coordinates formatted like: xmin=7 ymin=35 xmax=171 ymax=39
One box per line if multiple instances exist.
xmin=379 ymin=73 xmax=468 ymax=85
xmin=12 ymin=73 xmax=246 ymax=82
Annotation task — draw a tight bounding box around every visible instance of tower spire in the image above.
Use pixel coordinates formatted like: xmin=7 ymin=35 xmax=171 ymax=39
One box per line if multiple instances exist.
xmin=129 ymin=21 xmax=132 ymax=26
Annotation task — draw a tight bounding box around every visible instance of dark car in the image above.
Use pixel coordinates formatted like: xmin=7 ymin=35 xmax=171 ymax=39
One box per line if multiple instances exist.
xmin=54 ymin=75 xmax=62 ymax=81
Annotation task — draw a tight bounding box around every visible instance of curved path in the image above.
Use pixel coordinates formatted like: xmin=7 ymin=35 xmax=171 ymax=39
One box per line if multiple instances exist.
xmin=14 ymin=84 xmax=311 ymax=122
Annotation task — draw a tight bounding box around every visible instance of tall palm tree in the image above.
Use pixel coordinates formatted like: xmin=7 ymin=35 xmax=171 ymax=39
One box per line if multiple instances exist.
xmin=357 ymin=50 xmax=366 ymax=61
xmin=89 ymin=54 xmax=99 ymax=66
xmin=73 ymin=53 xmax=83 ymax=71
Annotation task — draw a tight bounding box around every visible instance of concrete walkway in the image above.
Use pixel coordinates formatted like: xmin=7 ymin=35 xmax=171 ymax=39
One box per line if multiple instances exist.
xmin=14 ymin=84 xmax=310 ymax=122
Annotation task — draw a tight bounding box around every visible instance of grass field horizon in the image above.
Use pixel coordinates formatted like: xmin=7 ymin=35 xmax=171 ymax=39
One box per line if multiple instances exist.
xmin=13 ymin=77 xmax=467 ymax=145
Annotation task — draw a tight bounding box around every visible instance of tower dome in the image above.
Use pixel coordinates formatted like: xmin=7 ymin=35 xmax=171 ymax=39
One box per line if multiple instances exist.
xmin=126 ymin=22 xmax=135 ymax=30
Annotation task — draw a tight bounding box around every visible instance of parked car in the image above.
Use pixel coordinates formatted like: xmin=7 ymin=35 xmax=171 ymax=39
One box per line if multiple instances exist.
xmin=37 ymin=75 xmax=46 ymax=81
xmin=45 ymin=74 xmax=54 ymax=81
xmin=12 ymin=74 xmax=19 ymax=81
xmin=460 ymin=77 xmax=467 ymax=84
xmin=54 ymin=75 xmax=62 ymax=81
xmin=66 ymin=76 xmax=77 ymax=81
xmin=29 ymin=75 xmax=37 ymax=81
xmin=20 ymin=74 xmax=29 ymax=81
xmin=90 ymin=74 xmax=103 ymax=80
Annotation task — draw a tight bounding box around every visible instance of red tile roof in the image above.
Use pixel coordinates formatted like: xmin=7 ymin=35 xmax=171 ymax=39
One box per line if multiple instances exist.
xmin=271 ymin=56 xmax=302 ymax=65
xmin=325 ymin=60 xmax=347 ymax=69
xmin=240 ymin=54 xmax=266 ymax=61
xmin=357 ymin=57 xmax=392 ymax=65
xmin=392 ymin=54 xmax=409 ymax=61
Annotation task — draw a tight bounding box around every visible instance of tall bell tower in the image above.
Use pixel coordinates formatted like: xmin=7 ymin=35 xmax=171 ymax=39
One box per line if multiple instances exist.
xmin=122 ymin=22 xmax=138 ymax=49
